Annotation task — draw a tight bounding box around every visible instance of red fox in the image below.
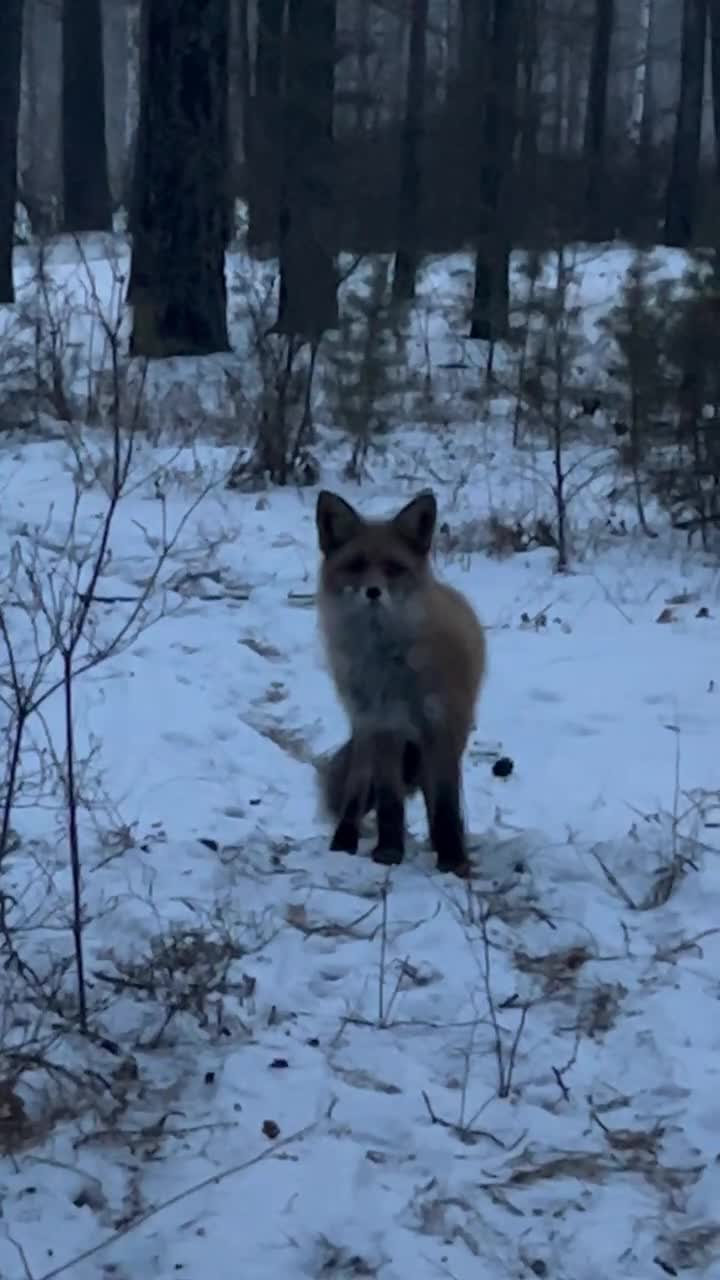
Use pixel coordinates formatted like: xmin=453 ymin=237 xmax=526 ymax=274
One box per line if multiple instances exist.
xmin=315 ymin=488 xmax=486 ymax=877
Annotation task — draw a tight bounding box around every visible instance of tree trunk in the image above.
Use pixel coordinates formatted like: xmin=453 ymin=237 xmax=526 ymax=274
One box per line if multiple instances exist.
xmin=130 ymin=0 xmax=231 ymax=358
xmin=458 ymin=0 xmax=488 ymax=87
xmin=227 ymin=0 xmax=248 ymax=236
xmin=551 ymin=23 xmax=564 ymax=158
xmin=237 ymin=0 xmax=252 ymax=184
xmin=664 ymin=0 xmax=708 ymax=247
xmin=247 ymin=0 xmax=285 ymax=251
xmin=62 ymin=0 xmax=113 ymax=231
xmin=18 ymin=0 xmax=63 ymax=238
xmin=275 ymin=0 xmax=338 ymax=337
xmin=125 ymin=0 xmax=148 ymax=305
xmin=630 ymin=0 xmax=653 ymax=147
xmin=583 ymin=0 xmax=615 ymax=239
xmin=518 ymin=0 xmax=539 ymax=206
xmin=391 ymin=0 xmax=429 ymax=302
xmin=103 ymin=0 xmax=129 ymax=204
xmin=354 ymin=0 xmax=372 ymax=133
xmin=454 ymin=0 xmax=491 ymax=213
xmin=709 ymin=0 xmax=720 ymax=177
xmin=469 ymin=0 xmax=519 ymax=341
xmin=0 ymin=0 xmax=23 ymax=303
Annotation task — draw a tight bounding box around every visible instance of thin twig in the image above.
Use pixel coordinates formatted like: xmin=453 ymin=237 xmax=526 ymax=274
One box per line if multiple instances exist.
xmin=378 ymin=881 xmax=389 ymax=1025
xmin=35 ymin=1108 xmax=334 ymax=1280
xmin=421 ymin=1089 xmax=508 ymax=1149
xmin=590 ymin=846 xmax=638 ymax=910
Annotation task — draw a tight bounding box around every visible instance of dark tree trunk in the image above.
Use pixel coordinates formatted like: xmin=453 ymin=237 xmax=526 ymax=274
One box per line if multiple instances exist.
xmin=392 ymin=0 xmax=429 ymax=302
xmin=247 ymin=0 xmax=285 ymax=251
xmin=453 ymin=0 xmax=491 ymax=213
xmin=130 ymin=0 xmax=231 ymax=358
xmin=583 ymin=0 xmax=615 ymax=239
xmin=469 ymin=0 xmax=519 ymax=340
xmin=237 ymin=0 xmax=252 ymax=183
xmin=518 ymin=0 xmax=539 ymax=206
xmin=664 ymin=0 xmax=708 ymax=247
xmin=354 ymin=0 xmax=372 ymax=133
xmin=0 ymin=0 xmax=23 ymax=303
xmin=126 ymin=0 xmax=149 ymax=305
xmin=275 ymin=0 xmax=338 ymax=337
xmin=458 ymin=0 xmax=489 ymax=94
xmin=227 ymin=0 xmax=248 ymax=236
xmin=709 ymin=0 xmax=720 ymax=177
xmin=62 ymin=0 xmax=113 ymax=231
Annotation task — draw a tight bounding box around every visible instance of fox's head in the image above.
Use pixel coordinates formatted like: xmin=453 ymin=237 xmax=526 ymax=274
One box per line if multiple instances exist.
xmin=315 ymin=490 xmax=437 ymax=614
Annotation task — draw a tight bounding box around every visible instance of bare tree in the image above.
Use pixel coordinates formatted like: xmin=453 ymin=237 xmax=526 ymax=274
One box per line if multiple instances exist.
xmin=130 ymin=0 xmax=231 ymax=357
xmin=583 ymin=0 xmax=615 ymax=239
xmin=62 ymin=0 xmax=113 ymax=230
xmin=664 ymin=0 xmax=708 ymax=246
xmin=247 ymin=0 xmax=286 ymax=250
xmin=275 ymin=0 xmax=338 ymax=336
xmin=709 ymin=0 xmax=720 ymax=176
xmin=228 ymin=0 xmax=252 ymax=232
xmin=517 ymin=0 xmax=540 ymax=206
xmin=629 ymin=0 xmax=654 ymax=148
xmin=0 ymin=0 xmax=23 ymax=302
xmin=392 ymin=0 xmax=429 ymax=302
xmin=353 ymin=0 xmax=373 ymax=133
xmin=469 ymin=0 xmax=519 ymax=340
xmin=452 ymin=0 xmax=491 ymax=211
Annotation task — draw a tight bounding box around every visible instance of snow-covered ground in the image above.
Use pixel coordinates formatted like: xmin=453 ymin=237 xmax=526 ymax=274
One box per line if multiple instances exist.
xmin=1 ymin=240 xmax=719 ymax=1280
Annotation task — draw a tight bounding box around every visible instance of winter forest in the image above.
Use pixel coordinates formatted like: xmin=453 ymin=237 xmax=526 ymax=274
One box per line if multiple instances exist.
xmin=1 ymin=1 xmax=720 ymax=1277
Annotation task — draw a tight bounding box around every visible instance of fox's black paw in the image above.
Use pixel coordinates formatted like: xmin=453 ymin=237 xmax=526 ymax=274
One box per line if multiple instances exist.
xmin=330 ymin=821 xmax=359 ymax=855
xmin=371 ymin=845 xmax=404 ymax=867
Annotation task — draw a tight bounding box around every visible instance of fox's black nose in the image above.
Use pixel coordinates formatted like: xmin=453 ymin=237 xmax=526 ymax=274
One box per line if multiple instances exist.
xmin=365 ymin=585 xmax=382 ymax=600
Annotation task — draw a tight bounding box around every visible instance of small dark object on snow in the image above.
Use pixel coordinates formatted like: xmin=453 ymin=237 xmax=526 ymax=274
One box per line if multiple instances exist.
xmin=492 ymin=756 xmax=514 ymax=778
xmin=262 ymin=1119 xmax=280 ymax=1140
xmin=270 ymin=1057 xmax=289 ymax=1069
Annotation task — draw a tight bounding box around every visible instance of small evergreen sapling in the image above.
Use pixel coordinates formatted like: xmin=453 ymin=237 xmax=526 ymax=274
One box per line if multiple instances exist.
xmin=324 ymin=256 xmax=415 ymax=478
xmin=601 ymin=250 xmax=673 ymax=535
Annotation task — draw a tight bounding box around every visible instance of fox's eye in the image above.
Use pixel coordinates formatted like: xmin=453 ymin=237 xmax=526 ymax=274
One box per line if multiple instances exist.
xmin=345 ymin=555 xmax=369 ymax=574
xmin=383 ymin=560 xmax=407 ymax=577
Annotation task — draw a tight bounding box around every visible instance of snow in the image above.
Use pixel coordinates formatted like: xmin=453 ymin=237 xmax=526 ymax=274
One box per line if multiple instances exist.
xmin=1 ymin=239 xmax=720 ymax=1280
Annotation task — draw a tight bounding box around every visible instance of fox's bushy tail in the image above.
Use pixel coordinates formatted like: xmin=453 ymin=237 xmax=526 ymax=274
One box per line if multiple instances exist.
xmin=317 ymin=738 xmax=423 ymax=820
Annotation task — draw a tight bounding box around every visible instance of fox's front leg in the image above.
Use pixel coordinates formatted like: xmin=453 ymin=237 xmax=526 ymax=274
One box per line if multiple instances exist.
xmin=329 ymin=736 xmax=372 ymax=855
xmin=421 ymin=743 xmax=470 ymax=877
xmin=370 ymin=731 xmax=406 ymax=867
xmin=330 ymin=793 xmax=364 ymax=854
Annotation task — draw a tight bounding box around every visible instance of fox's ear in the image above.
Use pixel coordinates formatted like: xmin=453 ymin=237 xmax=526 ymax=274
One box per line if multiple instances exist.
xmin=316 ymin=490 xmax=363 ymax=554
xmin=392 ymin=490 xmax=437 ymax=555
